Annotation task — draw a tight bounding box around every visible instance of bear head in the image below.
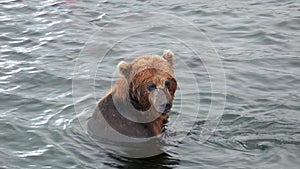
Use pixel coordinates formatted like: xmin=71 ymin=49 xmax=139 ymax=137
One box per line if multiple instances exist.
xmin=117 ymin=50 xmax=177 ymax=116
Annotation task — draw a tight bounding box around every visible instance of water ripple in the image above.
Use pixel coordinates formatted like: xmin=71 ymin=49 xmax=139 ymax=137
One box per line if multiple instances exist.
xmin=15 ymin=147 xmax=50 ymax=158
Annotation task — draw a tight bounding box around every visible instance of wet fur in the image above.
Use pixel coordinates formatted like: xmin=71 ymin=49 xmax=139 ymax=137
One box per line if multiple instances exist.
xmin=89 ymin=51 xmax=176 ymax=138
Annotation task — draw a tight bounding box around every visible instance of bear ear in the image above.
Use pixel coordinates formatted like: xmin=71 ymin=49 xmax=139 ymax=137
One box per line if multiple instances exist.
xmin=118 ymin=61 xmax=132 ymax=78
xmin=162 ymin=49 xmax=174 ymax=67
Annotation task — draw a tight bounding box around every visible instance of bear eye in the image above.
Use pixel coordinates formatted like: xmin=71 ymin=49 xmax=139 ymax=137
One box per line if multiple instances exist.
xmin=165 ymin=80 xmax=171 ymax=88
xmin=148 ymin=83 xmax=157 ymax=91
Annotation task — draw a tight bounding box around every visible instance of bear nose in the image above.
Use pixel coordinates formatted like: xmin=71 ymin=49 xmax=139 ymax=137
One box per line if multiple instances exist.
xmin=164 ymin=102 xmax=172 ymax=112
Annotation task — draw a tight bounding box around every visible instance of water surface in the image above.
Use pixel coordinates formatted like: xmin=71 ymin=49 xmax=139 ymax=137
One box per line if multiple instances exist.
xmin=0 ymin=0 xmax=300 ymax=168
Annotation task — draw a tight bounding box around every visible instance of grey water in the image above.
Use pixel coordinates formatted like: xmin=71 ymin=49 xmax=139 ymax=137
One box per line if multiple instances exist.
xmin=1 ymin=0 xmax=300 ymax=168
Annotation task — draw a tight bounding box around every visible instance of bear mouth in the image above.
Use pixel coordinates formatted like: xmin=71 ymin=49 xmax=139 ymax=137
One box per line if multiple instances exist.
xmin=162 ymin=109 xmax=171 ymax=115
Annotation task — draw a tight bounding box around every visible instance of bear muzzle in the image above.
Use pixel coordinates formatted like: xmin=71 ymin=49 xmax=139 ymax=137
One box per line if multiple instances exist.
xmin=160 ymin=101 xmax=172 ymax=114
xmin=151 ymin=88 xmax=173 ymax=114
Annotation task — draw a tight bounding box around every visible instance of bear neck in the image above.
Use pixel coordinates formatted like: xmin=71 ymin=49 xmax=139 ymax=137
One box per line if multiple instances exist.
xmin=129 ymin=92 xmax=144 ymax=111
xmin=111 ymin=78 xmax=143 ymax=120
xmin=112 ymin=77 xmax=144 ymax=109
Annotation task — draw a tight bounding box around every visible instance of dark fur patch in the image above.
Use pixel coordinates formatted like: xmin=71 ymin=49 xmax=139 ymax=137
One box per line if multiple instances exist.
xmin=129 ymin=91 xmax=146 ymax=111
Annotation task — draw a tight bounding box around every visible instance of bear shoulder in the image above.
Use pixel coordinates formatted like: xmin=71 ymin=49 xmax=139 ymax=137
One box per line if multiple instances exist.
xmin=89 ymin=93 xmax=158 ymax=137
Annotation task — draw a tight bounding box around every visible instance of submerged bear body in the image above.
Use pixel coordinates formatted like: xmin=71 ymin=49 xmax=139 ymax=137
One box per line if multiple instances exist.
xmin=91 ymin=93 xmax=168 ymax=137
xmin=88 ymin=50 xmax=177 ymax=138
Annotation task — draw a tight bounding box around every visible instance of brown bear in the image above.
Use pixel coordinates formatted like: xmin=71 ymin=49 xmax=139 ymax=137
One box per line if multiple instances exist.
xmin=88 ymin=50 xmax=177 ymax=138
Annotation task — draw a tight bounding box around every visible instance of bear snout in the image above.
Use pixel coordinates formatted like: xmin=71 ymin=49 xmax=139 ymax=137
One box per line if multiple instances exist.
xmin=164 ymin=102 xmax=172 ymax=112
xmin=159 ymin=101 xmax=172 ymax=113
xmin=151 ymin=88 xmax=173 ymax=113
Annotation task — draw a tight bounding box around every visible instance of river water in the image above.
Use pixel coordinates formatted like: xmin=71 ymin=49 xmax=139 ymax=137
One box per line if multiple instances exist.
xmin=1 ymin=0 xmax=300 ymax=168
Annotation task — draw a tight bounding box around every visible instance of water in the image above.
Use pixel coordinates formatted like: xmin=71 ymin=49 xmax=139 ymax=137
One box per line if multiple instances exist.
xmin=1 ymin=0 xmax=300 ymax=168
